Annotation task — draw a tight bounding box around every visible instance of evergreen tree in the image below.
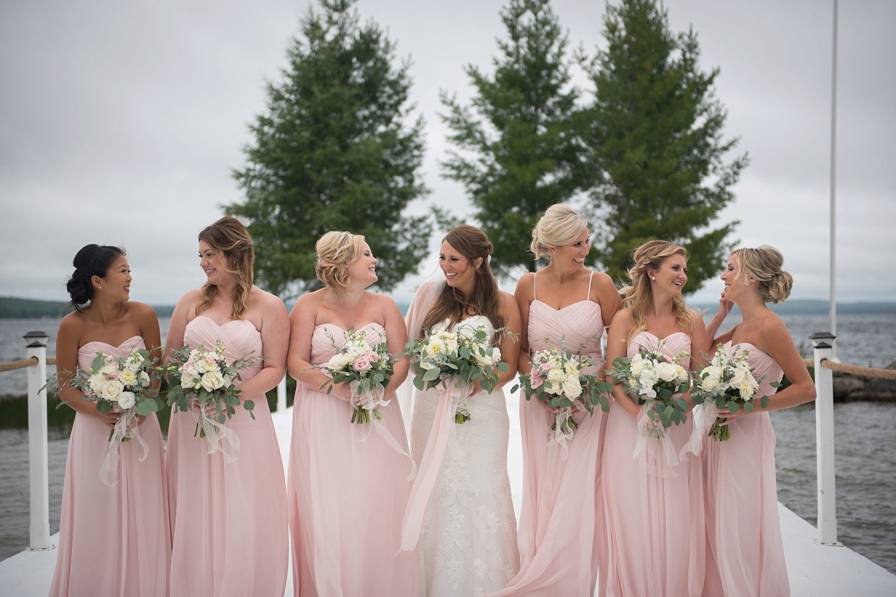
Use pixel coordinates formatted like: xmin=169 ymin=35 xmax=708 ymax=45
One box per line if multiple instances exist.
xmin=229 ymin=0 xmax=430 ymax=296
xmin=441 ymin=0 xmax=586 ymax=276
xmin=586 ymin=0 xmax=747 ymax=290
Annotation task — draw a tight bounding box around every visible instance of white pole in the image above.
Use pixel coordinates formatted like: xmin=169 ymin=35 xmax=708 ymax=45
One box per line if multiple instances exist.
xmin=277 ymin=375 xmax=287 ymax=412
xmin=24 ymin=331 xmax=52 ymax=550
xmin=811 ymin=331 xmax=839 ymax=545
xmin=829 ymin=0 xmax=838 ymax=346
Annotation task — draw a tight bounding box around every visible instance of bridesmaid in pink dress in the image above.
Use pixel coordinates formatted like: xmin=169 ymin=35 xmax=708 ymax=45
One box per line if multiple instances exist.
xmin=164 ymin=217 xmax=289 ymax=597
xmin=598 ymin=240 xmax=709 ymax=597
xmin=496 ymin=204 xmax=620 ymax=596
xmin=702 ymin=246 xmax=815 ymax=597
xmin=287 ymin=231 xmax=417 ymax=597
xmin=50 ymin=244 xmax=170 ymax=597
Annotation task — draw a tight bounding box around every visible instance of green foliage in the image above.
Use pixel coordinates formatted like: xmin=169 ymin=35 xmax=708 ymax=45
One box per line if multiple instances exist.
xmin=584 ymin=0 xmax=748 ymax=291
xmin=229 ymin=0 xmax=431 ymax=297
xmin=441 ymin=0 xmax=588 ymax=276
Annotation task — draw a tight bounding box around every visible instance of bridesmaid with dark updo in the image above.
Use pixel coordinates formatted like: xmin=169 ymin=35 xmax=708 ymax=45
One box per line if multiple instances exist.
xmin=49 ymin=244 xmax=170 ymax=597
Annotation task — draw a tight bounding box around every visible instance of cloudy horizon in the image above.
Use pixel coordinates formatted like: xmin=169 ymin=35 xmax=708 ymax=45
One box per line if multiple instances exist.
xmin=2 ymin=0 xmax=893 ymax=306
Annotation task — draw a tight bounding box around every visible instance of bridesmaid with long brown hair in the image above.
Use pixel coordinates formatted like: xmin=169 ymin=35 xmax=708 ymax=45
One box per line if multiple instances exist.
xmin=164 ymin=216 xmax=288 ymax=597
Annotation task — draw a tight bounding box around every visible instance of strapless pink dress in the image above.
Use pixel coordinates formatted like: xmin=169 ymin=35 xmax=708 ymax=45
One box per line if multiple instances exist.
xmin=598 ymin=331 xmax=705 ymax=597
xmin=49 ymin=335 xmax=170 ymax=597
xmin=288 ymin=322 xmax=417 ymax=597
xmin=167 ymin=316 xmax=287 ymax=597
xmin=495 ymin=292 xmax=607 ymax=596
xmin=703 ymin=343 xmax=788 ymax=597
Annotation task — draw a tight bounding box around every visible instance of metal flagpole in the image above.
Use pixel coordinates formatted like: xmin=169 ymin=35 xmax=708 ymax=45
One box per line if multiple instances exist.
xmin=829 ymin=0 xmax=838 ymax=352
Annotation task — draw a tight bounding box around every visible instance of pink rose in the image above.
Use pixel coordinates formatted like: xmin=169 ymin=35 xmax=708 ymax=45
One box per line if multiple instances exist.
xmin=531 ymin=370 xmax=544 ymax=388
xmin=353 ymin=354 xmax=373 ymax=373
xmin=367 ymin=351 xmax=380 ymax=363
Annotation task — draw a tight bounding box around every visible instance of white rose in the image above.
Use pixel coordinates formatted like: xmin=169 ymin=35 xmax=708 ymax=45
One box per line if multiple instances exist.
xmin=326 ymin=353 xmax=353 ymax=372
xmin=88 ymin=373 xmax=105 ymax=395
xmin=181 ymin=372 xmax=196 ymax=389
xmin=473 ymin=350 xmax=493 ymax=368
xmin=630 ymin=354 xmax=645 ymax=376
xmin=119 ymin=369 xmax=137 ymax=387
xmin=100 ymin=379 xmax=124 ymax=401
xmin=200 ymin=371 xmax=225 ymax=392
xmin=138 ymin=371 xmax=151 ymax=387
xmin=701 ymin=372 xmax=721 ymax=392
xmin=564 ymin=362 xmax=580 ymax=378
xmin=675 ymin=365 xmax=689 ymax=383
xmin=656 ymin=362 xmax=679 ymax=383
xmin=562 ymin=376 xmax=582 ymax=399
xmin=638 ymin=369 xmax=659 ymax=397
xmin=547 ymin=368 xmax=565 ymax=385
xmin=118 ymin=391 xmax=136 ymax=410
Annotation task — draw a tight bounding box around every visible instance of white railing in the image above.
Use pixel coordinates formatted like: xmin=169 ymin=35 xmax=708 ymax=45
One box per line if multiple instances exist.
xmin=811 ymin=332 xmax=839 ymax=545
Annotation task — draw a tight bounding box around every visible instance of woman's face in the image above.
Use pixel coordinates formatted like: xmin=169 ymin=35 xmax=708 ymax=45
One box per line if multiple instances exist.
xmin=347 ymin=242 xmax=378 ymax=288
xmin=650 ymin=253 xmax=688 ymax=296
xmin=199 ymin=240 xmax=230 ymax=286
xmin=94 ymin=254 xmax=132 ymax=303
xmin=550 ymin=228 xmax=590 ymax=269
xmin=720 ymin=253 xmax=751 ymax=302
xmin=439 ymin=240 xmax=479 ymax=290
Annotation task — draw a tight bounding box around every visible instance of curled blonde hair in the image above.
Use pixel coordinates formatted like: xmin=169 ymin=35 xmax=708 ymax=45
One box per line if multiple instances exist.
xmin=197 ymin=216 xmax=254 ymax=320
xmin=732 ymin=245 xmax=793 ymax=304
xmin=530 ymin=203 xmax=589 ymax=261
xmin=315 ymin=231 xmax=367 ymax=291
xmin=620 ymin=240 xmax=692 ymax=338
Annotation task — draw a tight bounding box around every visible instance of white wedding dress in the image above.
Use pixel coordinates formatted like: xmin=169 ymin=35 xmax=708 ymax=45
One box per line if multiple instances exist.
xmin=410 ymin=315 xmax=520 ymax=596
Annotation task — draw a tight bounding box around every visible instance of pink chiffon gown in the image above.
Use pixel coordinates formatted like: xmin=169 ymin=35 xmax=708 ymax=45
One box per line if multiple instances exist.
xmin=598 ymin=331 xmax=705 ymax=597
xmin=495 ymin=272 xmax=606 ymax=597
xmin=49 ymin=336 xmax=170 ymax=597
xmin=288 ymin=322 xmax=417 ymax=597
xmin=702 ymin=343 xmax=788 ymax=597
xmin=167 ymin=316 xmax=287 ymax=597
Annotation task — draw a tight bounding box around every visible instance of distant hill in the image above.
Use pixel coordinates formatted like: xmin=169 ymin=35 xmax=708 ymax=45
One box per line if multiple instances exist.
xmin=0 ymin=296 xmax=175 ymax=319
xmin=692 ymin=299 xmax=896 ymax=316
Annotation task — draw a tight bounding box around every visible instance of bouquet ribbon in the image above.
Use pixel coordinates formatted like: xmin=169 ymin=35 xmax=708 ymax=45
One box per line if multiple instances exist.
xmin=399 ymin=377 xmax=468 ymax=552
xmin=633 ymin=403 xmax=680 ymax=474
xmin=550 ymin=408 xmax=575 ymax=457
xmin=679 ymin=401 xmax=719 ymax=458
xmin=194 ymin=403 xmax=240 ymax=462
xmin=350 ymin=384 xmax=416 ymax=479
xmin=99 ymin=409 xmax=149 ymax=487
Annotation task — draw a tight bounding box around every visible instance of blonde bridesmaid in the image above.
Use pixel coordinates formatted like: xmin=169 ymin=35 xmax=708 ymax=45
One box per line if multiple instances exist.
xmin=50 ymin=244 xmax=169 ymax=597
xmin=165 ymin=217 xmax=288 ymax=597
xmin=702 ymin=246 xmax=815 ymax=596
xmin=598 ymin=240 xmax=708 ymax=597
xmin=287 ymin=231 xmax=417 ymax=597
xmin=496 ymin=204 xmax=620 ymax=596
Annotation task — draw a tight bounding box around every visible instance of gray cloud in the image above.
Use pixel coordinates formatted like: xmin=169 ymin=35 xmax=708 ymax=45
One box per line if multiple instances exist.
xmin=1 ymin=0 xmax=893 ymax=305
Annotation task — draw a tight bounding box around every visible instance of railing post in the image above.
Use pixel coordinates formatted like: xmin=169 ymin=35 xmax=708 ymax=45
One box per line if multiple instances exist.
xmin=277 ymin=375 xmax=287 ymax=412
xmin=24 ymin=330 xmax=52 ymax=550
xmin=810 ymin=331 xmax=839 ymax=545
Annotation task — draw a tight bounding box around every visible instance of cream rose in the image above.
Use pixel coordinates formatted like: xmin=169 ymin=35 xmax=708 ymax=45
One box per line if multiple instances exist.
xmin=118 ymin=391 xmax=136 ymax=410
xmin=200 ymin=371 xmax=225 ymax=392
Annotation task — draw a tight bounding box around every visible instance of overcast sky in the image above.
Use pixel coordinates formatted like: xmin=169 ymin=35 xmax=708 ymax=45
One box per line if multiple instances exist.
xmin=1 ymin=0 xmax=893 ymax=306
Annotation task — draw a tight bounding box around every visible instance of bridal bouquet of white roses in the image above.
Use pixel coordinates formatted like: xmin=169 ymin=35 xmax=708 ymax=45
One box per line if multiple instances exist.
xmin=608 ymin=347 xmax=691 ymax=436
xmin=68 ymin=348 xmax=159 ymax=485
xmin=321 ymin=328 xmax=394 ymax=424
xmin=691 ymin=343 xmax=769 ymax=441
xmin=515 ymin=347 xmax=611 ymax=445
xmin=163 ymin=342 xmax=256 ymax=458
xmin=406 ymin=325 xmax=507 ymax=424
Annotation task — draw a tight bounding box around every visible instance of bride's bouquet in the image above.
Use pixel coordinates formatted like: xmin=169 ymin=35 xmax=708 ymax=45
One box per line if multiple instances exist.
xmin=691 ymin=343 xmax=769 ymax=441
xmin=608 ymin=347 xmax=691 ymax=438
xmin=68 ymin=348 xmax=159 ymax=485
xmin=406 ymin=325 xmax=508 ymax=423
xmin=163 ymin=342 xmax=257 ymax=458
xmin=321 ymin=328 xmax=394 ymax=424
xmin=515 ymin=347 xmax=611 ymax=445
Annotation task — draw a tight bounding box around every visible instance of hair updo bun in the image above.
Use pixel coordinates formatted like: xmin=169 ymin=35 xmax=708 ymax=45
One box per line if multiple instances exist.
xmin=733 ymin=245 xmax=793 ymax=304
xmin=66 ymin=244 xmax=125 ymax=311
xmin=530 ymin=204 xmax=588 ymax=261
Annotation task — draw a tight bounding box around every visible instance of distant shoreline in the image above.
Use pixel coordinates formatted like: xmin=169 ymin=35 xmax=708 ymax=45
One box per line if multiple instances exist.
xmin=3 ymin=295 xmax=895 ymax=319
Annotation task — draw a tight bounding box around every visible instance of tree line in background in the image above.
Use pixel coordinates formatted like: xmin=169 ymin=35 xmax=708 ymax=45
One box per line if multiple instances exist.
xmin=228 ymin=0 xmax=747 ymax=298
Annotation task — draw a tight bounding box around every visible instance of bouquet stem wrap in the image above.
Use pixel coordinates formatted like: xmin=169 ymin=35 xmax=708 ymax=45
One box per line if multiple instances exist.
xmin=680 ymin=401 xmax=720 ymax=457
xmin=350 ymin=383 xmax=416 ymax=479
xmin=99 ymin=410 xmax=149 ymax=486
xmin=550 ymin=408 xmax=576 ymax=456
xmin=399 ymin=377 xmax=469 ymax=551
xmin=633 ymin=405 xmax=680 ymax=473
xmin=193 ymin=403 xmax=240 ymax=462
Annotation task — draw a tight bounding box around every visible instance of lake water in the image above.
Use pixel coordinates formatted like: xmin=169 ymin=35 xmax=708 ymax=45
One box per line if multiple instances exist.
xmin=1 ymin=313 xmax=894 ymax=573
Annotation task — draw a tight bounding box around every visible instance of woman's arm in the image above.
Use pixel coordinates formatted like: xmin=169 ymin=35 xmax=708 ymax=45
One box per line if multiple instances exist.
xmin=606 ymin=310 xmax=640 ymax=418
xmin=236 ymin=292 xmax=289 ymax=398
xmin=163 ymin=290 xmax=199 ymax=363
xmin=381 ymin=294 xmax=409 ymax=394
xmin=757 ymin=319 xmax=816 ymax=412
xmin=496 ymin=291 xmax=522 ymax=387
xmin=286 ymin=293 xmax=351 ymax=401
xmin=513 ymin=273 xmax=534 ymax=376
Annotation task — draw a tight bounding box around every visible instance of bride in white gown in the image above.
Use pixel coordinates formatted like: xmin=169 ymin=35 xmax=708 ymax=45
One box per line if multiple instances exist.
xmin=400 ymin=225 xmax=522 ymax=596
